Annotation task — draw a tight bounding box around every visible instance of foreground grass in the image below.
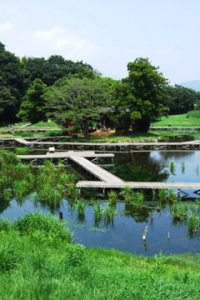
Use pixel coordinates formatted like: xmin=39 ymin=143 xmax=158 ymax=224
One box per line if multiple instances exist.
xmin=0 ymin=213 xmax=200 ymax=299
xmin=152 ymin=114 xmax=200 ymax=127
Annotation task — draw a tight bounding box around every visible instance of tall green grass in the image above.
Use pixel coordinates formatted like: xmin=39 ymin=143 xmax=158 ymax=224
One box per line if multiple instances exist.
xmin=0 ymin=214 xmax=200 ymax=299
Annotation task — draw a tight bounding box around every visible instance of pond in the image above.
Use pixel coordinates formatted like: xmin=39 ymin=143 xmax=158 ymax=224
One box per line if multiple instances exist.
xmin=1 ymin=150 xmax=200 ymax=256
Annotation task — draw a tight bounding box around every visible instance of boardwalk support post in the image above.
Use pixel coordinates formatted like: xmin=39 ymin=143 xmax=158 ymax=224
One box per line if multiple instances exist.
xmin=142 ymin=226 xmax=148 ymax=241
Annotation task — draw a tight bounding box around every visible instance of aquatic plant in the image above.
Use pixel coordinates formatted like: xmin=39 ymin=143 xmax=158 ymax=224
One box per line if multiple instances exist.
xmin=67 ymin=184 xmax=78 ymax=199
xmin=171 ymin=203 xmax=189 ymax=221
xmin=76 ymin=201 xmax=86 ymax=221
xmin=14 ymin=180 xmax=29 ymax=199
xmin=196 ymin=165 xmax=199 ymax=176
xmin=66 ymin=173 xmax=76 ymax=184
xmin=168 ymin=189 xmax=177 ymax=202
xmin=122 ymin=186 xmax=132 ymax=202
xmin=54 ymin=189 xmax=63 ymax=204
xmin=58 ymin=173 xmax=69 ymax=185
xmin=108 ymin=191 xmax=117 ymax=206
xmin=170 ymin=161 xmax=175 ymax=174
xmin=93 ymin=202 xmax=103 ymax=223
xmin=0 ymin=150 xmax=18 ymax=167
xmin=159 ymin=189 xmax=167 ymax=202
xmin=131 ymin=192 xmax=145 ymax=207
xmin=25 ymin=172 xmax=35 ymax=189
xmin=37 ymin=183 xmax=55 ymax=202
xmin=181 ymin=162 xmax=185 ymax=174
xmin=188 ymin=211 xmax=199 ymax=231
xmin=15 ymin=147 xmax=30 ymax=155
xmin=14 ymin=163 xmax=28 ymax=179
xmin=103 ymin=205 xmax=115 ymax=224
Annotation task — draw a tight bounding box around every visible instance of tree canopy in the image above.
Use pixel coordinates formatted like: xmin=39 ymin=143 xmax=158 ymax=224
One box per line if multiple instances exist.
xmin=45 ymin=76 xmax=113 ymax=138
xmin=17 ymin=78 xmax=48 ymax=123
xmin=110 ymin=58 xmax=169 ymax=132
xmin=0 ymin=42 xmax=24 ymax=122
xmin=167 ymin=85 xmax=200 ymax=114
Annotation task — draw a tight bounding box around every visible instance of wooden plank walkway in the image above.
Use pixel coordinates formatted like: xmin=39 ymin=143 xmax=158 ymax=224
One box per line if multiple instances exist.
xmin=17 ymin=151 xmax=114 ymax=160
xmin=69 ymin=154 xmax=123 ymax=183
xmin=76 ymin=181 xmax=200 ymax=190
xmin=14 ymin=138 xmax=200 ymax=147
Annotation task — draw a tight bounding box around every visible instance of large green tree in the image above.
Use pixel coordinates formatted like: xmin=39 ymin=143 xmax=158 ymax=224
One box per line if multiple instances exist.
xmin=111 ymin=58 xmax=169 ymax=132
xmin=17 ymin=78 xmax=48 ymax=123
xmin=45 ymin=76 xmax=112 ymax=138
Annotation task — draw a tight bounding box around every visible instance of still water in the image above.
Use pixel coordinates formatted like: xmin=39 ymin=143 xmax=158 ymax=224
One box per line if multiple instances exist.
xmin=1 ymin=151 xmax=200 ymax=256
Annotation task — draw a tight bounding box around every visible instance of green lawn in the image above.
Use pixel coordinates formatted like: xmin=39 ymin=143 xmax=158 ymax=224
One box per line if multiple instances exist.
xmin=152 ymin=114 xmax=200 ymax=127
xmin=1 ymin=116 xmax=200 ymax=141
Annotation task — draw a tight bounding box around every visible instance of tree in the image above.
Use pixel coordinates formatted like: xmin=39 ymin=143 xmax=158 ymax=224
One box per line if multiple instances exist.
xmin=111 ymin=58 xmax=169 ymax=132
xmin=45 ymin=77 xmax=112 ymax=138
xmin=0 ymin=42 xmax=24 ymax=122
xmin=21 ymin=55 xmax=96 ymax=88
xmin=167 ymin=85 xmax=200 ymax=114
xmin=17 ymin=78 xmax=48 ymax=123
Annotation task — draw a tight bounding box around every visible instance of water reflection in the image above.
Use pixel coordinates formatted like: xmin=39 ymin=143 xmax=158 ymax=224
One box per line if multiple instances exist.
xmin=109 ymin=152 xmax=169 ymax=182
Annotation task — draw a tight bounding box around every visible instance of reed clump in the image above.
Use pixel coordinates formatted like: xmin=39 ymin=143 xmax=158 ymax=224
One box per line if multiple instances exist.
xmin=108 ymin=190 xmax=117 ymax=206
xmin=15 ymin=147 xmax=30 ymax=155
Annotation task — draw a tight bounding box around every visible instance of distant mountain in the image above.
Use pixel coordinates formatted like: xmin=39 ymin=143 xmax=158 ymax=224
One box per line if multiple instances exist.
xmin=179 ymin=80 xmax=200 ymax=91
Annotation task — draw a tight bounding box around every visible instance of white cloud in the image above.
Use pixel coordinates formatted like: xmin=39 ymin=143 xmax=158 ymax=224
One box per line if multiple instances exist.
xmin=0 ymin=22 xmax=13 ymax=33
xmin=18 ymin=26 xmax=101 ymax=62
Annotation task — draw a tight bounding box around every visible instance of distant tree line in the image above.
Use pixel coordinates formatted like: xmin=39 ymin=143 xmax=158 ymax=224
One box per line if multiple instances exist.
xmin=1 ymin=41 xmax=200 ymax=137
xmin=0 ymin=41 xmax=96 ymax=123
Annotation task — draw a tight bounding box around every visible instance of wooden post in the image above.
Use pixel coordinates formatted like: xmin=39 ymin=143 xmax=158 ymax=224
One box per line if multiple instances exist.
xmin=142 ymin=226 xmax=148 ymax=241
xmin=59 ymin=211 xmax=63 ymax=220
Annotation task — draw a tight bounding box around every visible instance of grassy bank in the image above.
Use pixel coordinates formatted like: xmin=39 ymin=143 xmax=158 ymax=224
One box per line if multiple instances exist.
xmin=152 ymin=114 xmax=200 ymax=127
xmin=0 ymin=212 xmax=200 ymax=300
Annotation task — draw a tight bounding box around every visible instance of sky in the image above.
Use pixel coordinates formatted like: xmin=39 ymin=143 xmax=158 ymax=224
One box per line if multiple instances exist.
xmin=0 ymin=0 xmax=200 ymax=85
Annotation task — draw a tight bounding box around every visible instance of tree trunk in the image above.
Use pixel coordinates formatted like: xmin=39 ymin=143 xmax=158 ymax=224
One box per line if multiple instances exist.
xmin=81 ymin=122 xmax=89 ymax=139
xmin=133 ymin=117 xmax=150 ymax=133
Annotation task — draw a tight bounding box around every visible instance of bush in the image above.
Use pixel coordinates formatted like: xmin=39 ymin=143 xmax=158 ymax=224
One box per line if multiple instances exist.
xmin=186 ymin=110 xmax=200 ymax=119
xmin=14 ymin=212 xmax=72 ymax=243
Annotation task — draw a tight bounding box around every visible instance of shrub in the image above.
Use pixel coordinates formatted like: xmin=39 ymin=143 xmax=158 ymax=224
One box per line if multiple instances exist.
xmin=186 ymin=110 xmax=200 ymax=119
xmin=14 ymin=212 xmax=72 ymax=243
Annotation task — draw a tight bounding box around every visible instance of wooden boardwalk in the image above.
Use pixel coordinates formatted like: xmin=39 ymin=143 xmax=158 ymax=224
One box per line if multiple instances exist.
xmin=8 ymin=137 xmax=200 ymax=152
xmin=17 ymin=151 xmax=114 ymax=160
xmin=76 ymin=180 xmax=200 ymax=190
xmin=17 ymin=150 xmax=122 ymax=183
xmin=69 ymin=154 xmax=123 ymax=183
xmin=16 ymin=148 xmax=200 ymax=192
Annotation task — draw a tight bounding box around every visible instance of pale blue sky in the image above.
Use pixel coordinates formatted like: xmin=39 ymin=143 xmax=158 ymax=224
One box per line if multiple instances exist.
xmin=0 ymin=0 xmax=199 ymax=84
